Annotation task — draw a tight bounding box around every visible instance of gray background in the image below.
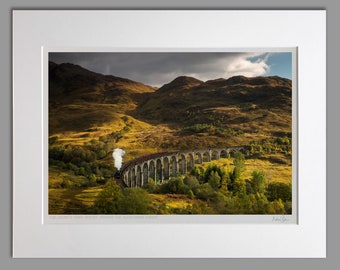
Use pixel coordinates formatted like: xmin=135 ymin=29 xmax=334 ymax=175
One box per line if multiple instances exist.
xmin=1 ymin=0 xmax=337 ymax=269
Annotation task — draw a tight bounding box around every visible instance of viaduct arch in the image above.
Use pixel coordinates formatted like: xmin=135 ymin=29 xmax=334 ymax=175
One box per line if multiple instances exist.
xmin=119 ymin=146 xmax=248 ymax=188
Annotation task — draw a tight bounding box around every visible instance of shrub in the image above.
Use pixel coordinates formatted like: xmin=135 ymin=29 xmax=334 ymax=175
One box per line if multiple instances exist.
xmin=208 ymin=171 xmax=221 ymax=190
xmin=190 ymin=166 xmax=205 ymax=182
xmin=97 ymin=150 xmax=107 ymax=159
xmin=61 ymin=178 xmax=72 ymax=188
xmin=266 ymin=199 xmax=286 ymax=214
xmin=145 ymin=178 xmax=157 ymax=193
xmin=187 ymin=189 xmax=195 ymax=199
xmin=160 ymin=177 xmax=189 ymax=194
xmin=204 ymin=165 xmax=225 ymax=183
xmin=94 ymin=180 xmax=123 ymax=214
xmin=233 ymin=178 xmax=246 ymax=196
xmin=183 ymin=175 xmax=199 ymax=189
xmin=245 ymin=180 xmax=254 ymax=195
xmin=284 ymin=201 xmax=292 ymax=214
xmin=180 ymin=123 xmax=212 ymax=133
xmin=119 ymin=188 xmax=152 ymax=214
xmin=194 ymin=183 xmax=216 ymax=201
xmin=89 ymin=173 xmax=97 ymax=184
xmin=249 ymin=137 xmax=292 ymax=156
xmin=266 ymin=182 xmax=291 ymax=201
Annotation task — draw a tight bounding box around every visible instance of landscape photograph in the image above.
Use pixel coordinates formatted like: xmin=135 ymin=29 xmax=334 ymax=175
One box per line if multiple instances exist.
xmin=48 ymin=51 xmax=293 ymax=215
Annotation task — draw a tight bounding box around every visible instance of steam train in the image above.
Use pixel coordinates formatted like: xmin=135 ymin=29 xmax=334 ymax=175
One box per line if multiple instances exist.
xmin=113 ymin=167 xmax=127 ymax=188
xmin=113 ymin=151 xmax=173 ymax=188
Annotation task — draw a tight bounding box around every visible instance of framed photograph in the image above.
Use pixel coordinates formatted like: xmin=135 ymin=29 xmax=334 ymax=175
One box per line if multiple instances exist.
xmin=45 ymin=48 xmax=297 ymax=224
xmin=13 ymin=10 xmax=326 ymax=258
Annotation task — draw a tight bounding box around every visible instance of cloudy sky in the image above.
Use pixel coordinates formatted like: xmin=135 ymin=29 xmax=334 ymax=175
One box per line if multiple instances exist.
xmin=49 ymin=52 xmax=292 ymax=87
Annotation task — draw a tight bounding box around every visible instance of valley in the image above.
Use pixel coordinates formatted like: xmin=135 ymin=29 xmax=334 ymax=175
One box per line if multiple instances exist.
xmin=48 ymin=61 xmax=293 ymax=215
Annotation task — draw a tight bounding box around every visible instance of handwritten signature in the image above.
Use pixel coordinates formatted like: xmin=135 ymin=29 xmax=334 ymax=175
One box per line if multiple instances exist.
xmin=272 ymin=215 xmax=290 ymax=223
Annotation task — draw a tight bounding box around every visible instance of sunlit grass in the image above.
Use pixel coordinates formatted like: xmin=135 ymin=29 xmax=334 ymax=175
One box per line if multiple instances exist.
xmin=149 ymin=194 xmax=193 ymax=210
xmin=75 ymin=187 xmax=103 ymax=207
xmin=49 ymin=186 xmax=104 ymax=214
xmin=201 ymin=156 xmax=292 ymax=184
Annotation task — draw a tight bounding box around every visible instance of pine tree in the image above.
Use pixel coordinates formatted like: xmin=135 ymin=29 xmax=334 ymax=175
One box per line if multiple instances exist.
xmin=251 ymin=170 xmax=266 ymax=194
xmin=208 ymin=171 xmax=221 ymax=190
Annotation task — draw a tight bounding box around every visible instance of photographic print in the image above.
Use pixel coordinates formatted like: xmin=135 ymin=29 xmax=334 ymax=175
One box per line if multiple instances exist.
xmin=13 ymin=10 xmax=326 ymax=257
xmin=48 ymin=51 xmax=294 ymax=216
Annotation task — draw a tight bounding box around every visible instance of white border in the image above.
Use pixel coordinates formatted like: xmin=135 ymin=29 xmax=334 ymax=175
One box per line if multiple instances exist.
xmin=13 ymin=10 xmax=326 ymax=258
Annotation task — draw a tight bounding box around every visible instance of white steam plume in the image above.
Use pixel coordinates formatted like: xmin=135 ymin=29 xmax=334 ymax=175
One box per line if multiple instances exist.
xmin=112 ymin=148 xmax=125 ymax=170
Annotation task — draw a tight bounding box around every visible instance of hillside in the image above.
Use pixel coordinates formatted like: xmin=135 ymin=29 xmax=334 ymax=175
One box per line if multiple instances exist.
xmin=135 ymin=75 xmax=291 ymax=123
xmin=49 ymin=62 xmax=156 ymax=135
xmin=133 ymin=74 xmax=291 ymax=149
xmin=49 ymin=62 xmax=292 ymax=157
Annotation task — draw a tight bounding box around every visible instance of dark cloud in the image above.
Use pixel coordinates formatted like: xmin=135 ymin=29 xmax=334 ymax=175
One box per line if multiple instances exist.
xmin=49 ymin=52 xmax=282 ymax=86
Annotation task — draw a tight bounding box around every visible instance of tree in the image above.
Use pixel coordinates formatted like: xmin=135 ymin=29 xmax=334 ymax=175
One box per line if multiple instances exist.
xmin=233 ymin=178 xmax=246 ymax=196
xmin=89 ymin=173 xmax=97 ymax=184
xmin=97 ymin=150 xmax=107 ymax=159
xmin=233 ymin=152 xmax=245 ymax=170
xmin=160 ymin=177 xmax=188 ymax=194
xmin=251 ymin=170 xmax=266 ymax=194
xmin=208 ymin=171 xmax=221 ymax=190
xmin=229 ymin=152 xmax=245 ymax=192
xmin=194 ymin=183 xmax=216 ymax=201
xmin=220 ymin=174 xmax=229 ymax=195
xmin=78 ymin=166 xmax=86 ymax=176
xmin=94 ymin=180 xmax=122 ymax=214
xmin=145 ymin=178 xmax=157 ymax=193
xmin=204 ymin=164 xmax=225 ymax=183
xmin=266 ymin=182 xmax=292 ymax=201
xmin=266 ymin=199 xmax=286 ymax=214
xmin=190 ymin=166 xmax=205 ymax=182
xmin=119 ymin=188 xmax=152 ymax=214
xmin=183 ymin=175 xmax=199 ymax=189
xmin=245 ymin=180 xmax=254 ymax=194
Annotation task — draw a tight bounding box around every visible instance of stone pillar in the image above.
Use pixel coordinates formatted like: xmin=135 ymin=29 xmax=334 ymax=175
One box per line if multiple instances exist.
xmin=171 ymin=156 xmax=178 ymax=176
xmin=207 ymin=151 xmax=211 ymax=162
xmin=131 ymin=168 xmax=136 ymax=188
xmin=136 ymin=166 xmax=141 ymax=187
xmin=163 ymin=157 xmax=170 ymax=180
xmin=179 ymin=154 xmax=187 ymax=174
xmin=149 ymin=160 xmax=156 ymax=182
xmin=196 ymin=152 xmax=202 ymax=164
xmin=156 ymin=159 xmax=162 ymax=183
xmin=189 ymin=153 xmax=194 ymax=169
xmin=143 ymin=163 xmax=149 ymax=186
xmin=124 ymin=172 xmax=128 ymax=186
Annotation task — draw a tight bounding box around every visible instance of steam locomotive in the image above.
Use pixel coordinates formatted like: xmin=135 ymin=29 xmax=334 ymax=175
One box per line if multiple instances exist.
xmin=113 ymin=152 xmax=172 ymax=188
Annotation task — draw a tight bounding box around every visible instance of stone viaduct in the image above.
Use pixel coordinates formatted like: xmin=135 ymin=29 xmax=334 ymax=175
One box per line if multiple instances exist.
xmin=119 ymin=146 xmax=249 ymax=188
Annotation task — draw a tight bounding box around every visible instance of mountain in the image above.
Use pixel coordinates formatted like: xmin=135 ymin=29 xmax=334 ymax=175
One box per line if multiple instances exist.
xmin=49 ymin=61 xmax=155 ymax=100
xmin=156 ymin=76 xmax=203 ymax=93
xmin=49 ymin=62 xmax=292 ymax=153
xmin=134 ymin=75 xmax=292 ymax=128
xmin=49 ymin=62 xmax=156 ymax=133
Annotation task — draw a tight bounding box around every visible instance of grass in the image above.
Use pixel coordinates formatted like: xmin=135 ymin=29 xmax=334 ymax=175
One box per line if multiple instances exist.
xmin=49 ymin=188 xmax=85 ymax=214
xmin=49 ymin=186 xmax=103 ymax=214
xmin=244 ymin=158 xmax=292 ymax=184
xmin=149 ymin=193 xmax=194 ymax=210
xmin=49 ymin=166 xmax=88 ymax=188
xmin=201 ymin=155 xmax=292 ymax=184
xmin=75 ymin=187 xmax=103 ymax=207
